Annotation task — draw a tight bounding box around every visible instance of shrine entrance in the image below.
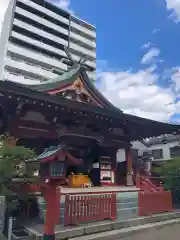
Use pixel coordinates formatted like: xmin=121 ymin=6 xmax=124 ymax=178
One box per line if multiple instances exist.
xmin=62 ymin=136 xmax=102 ymax=187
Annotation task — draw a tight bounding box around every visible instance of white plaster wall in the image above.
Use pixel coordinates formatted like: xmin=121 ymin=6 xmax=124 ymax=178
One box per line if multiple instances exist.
xmin=116 ymin=149 xmax=126 ymax=162
xmin=132 ymin=140 xmax=180 ymax=162
xmin=132 ymin=141 xmax=147 ymax=156
xmin=147 ymin=141 xmax=180 ymax=161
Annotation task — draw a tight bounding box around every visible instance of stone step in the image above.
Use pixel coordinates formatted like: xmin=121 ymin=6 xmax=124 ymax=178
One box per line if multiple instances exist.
xmin=117 ymin=192 xmax=138 ymax=198
xmin=117 ymin=201 xmax=138 ymax=209
xmin=116 ymin=192 xmax=138 ymax=202
xmin=117 ymin=198 xmax=138 ymax=204
xmin=116 ymin=194 xmax=138 ymax=199
xmin=116 ymin=207 xmax=139 ymax=221
xmin=60 ymin=212 xmax=65 ymax=217
xmin=60 ymin=203 xmax=65 ymax=208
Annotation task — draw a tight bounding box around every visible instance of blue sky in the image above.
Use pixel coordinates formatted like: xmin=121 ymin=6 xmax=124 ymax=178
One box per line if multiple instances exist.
xmin=61 ymin=0 xmax=180 ymax=123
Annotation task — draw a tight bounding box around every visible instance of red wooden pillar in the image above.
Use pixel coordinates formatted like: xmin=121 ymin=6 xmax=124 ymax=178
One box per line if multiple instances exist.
xmin=136 ymin=171 xmax=141 ymax=188
xmin=126 ymin=148 xmax=133 ymax=186
xmin=43 ymin=182 xmax=60 ymax=240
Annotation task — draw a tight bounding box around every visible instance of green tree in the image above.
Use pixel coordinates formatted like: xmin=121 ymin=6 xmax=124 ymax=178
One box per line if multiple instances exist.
xmin=0 ymin=134 xmax=39 ymax=238
xmin=0 ymin=134 xmax=38 ymax=199
xmin=153 ymin=158 xmax=180 ymax=189
xmin=153 ymin=158 xmax=180 ymax=206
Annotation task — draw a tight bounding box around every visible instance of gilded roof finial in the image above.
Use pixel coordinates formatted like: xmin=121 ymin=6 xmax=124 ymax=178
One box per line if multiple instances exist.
xmin=64 ymin=45 xmax=74 ymax=65
xmin=63 ymin=46 xmax=94 ymax=72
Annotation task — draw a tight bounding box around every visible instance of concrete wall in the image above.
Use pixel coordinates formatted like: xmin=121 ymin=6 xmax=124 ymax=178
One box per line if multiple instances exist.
xmin=0 ymin=0 xmax=15 ymax=80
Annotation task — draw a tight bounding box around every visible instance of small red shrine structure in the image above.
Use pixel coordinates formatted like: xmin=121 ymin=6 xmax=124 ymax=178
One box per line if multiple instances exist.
xmin=0 ymin=57 xmax=179 ymax=239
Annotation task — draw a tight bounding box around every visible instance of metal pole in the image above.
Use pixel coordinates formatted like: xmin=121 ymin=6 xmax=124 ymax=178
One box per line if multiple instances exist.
xmin=8 ymin=217 xmax=13 ymax=240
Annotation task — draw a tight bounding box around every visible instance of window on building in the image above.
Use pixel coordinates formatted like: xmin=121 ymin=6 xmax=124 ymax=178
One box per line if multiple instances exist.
xmin=9 ymin=72 xmax=19 ymax=76
xmin=24 ymin=76 xmax=35 ymax=81
xmin=170 ymin=146 xmax=180 ymax=158
xmin=152 ymin=149 xmax=163 ymax=159
xmin=143 ymin=151 xmax=152 ymax=157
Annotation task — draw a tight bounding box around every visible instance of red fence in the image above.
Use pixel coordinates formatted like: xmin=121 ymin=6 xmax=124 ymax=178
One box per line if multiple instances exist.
xmin=138 ymin=175 xmax=164 ymax=192
xmin=139 ymin=191 xmax=173 ymax=216
xmin=64 ymin=193 xmax=116 ymax=226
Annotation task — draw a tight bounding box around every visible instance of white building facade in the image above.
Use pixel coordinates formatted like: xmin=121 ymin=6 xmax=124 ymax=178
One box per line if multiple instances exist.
xmin=0 ymin=0 xmax=96 ymax=84
xmin=132 ymin=135 xmax=180 ymax=163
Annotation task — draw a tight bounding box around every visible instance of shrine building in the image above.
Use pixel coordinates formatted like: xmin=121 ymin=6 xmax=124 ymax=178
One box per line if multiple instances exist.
xmin=0 ymin=57 xmax=179 ymax=240
xmin=0 ymin=61 xmax=179 ymax=188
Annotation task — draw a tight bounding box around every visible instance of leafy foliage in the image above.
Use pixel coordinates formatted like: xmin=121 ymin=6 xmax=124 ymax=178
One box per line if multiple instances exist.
xmin=153 ymin=158 xmax=180 ymax=189
xmin=153 ymin=158 xmax=180 ymax=205
xmin=0 ymin=135 xmax=38 ymax=195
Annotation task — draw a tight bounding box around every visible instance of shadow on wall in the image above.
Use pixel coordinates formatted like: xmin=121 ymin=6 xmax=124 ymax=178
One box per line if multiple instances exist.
xmin=116 ymin=161 xmax=126 ymax=185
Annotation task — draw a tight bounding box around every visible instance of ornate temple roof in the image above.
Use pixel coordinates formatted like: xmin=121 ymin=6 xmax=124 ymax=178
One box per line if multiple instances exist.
xmin=24 ymin=64 xmax=123 ymax=114
xmin=0 ymin=62 xmax=180 ymax=140
xmin=26 ymin=65 xmax=82 ymax=92
xmin=27 ymin=145 xmax=82 ymax=165
xmin=34 ymin=146 xmax=61 ymax=162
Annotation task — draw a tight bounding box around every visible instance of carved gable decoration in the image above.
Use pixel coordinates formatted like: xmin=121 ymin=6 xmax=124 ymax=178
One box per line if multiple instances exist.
xmin=55 ymin=77 xmax=102 ymax=107
xmin=21 ymin=111 xmax=49 ymax=124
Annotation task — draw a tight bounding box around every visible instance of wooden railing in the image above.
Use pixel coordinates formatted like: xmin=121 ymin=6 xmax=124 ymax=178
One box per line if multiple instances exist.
xmin=139 ymin=191 xmax=173 ymax=216
xmin=64 ymin=193 xmax=116 ymax=226
xmin=136 ymin=174 xmax=164 ymax=192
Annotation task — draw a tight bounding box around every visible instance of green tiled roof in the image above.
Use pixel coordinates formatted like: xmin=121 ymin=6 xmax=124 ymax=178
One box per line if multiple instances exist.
xmin=26 ymin=65 xmax=81 ymax=91
xmin=33 ymin=146 xmax=61 ymax=161
xmin=1 ymin=62 xmax=180 ymax=141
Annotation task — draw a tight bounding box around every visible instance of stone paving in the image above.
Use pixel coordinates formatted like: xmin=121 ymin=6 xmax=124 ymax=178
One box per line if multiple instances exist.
xmin=25 ymin=212 xmax=180 ymax=240
xmin=111 ymin=224 xmax=180 ymax=240
xmin=68 ymin=218 xmax=180 ymax=240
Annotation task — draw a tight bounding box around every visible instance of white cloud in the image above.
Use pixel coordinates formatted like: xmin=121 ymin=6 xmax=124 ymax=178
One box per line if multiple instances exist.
xmin=141 ymin=42 xmax=152 ymax=49
xmin=50 ymin=0 xmax=74 ymax=14
xmin=141 ymin=47 xmax=160 ymax=65
xmin=165 ymin=0 xmax=180 ymax=22
xmin=174 ymin=101 xmax=180 ymax=114
xmin=98 ymin=63 xmax=179 ymax=122
xmin=171 ymin=67 xmax=180 ymax=93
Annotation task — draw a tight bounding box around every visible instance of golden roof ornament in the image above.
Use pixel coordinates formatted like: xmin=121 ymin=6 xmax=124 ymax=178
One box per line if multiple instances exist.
xmin=63 ymin=45 xmax=93 ymax=71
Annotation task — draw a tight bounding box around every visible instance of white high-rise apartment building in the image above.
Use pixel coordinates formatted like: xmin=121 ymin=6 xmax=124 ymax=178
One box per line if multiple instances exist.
xmin=0 ymin=0 xmax=96 ymax=84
